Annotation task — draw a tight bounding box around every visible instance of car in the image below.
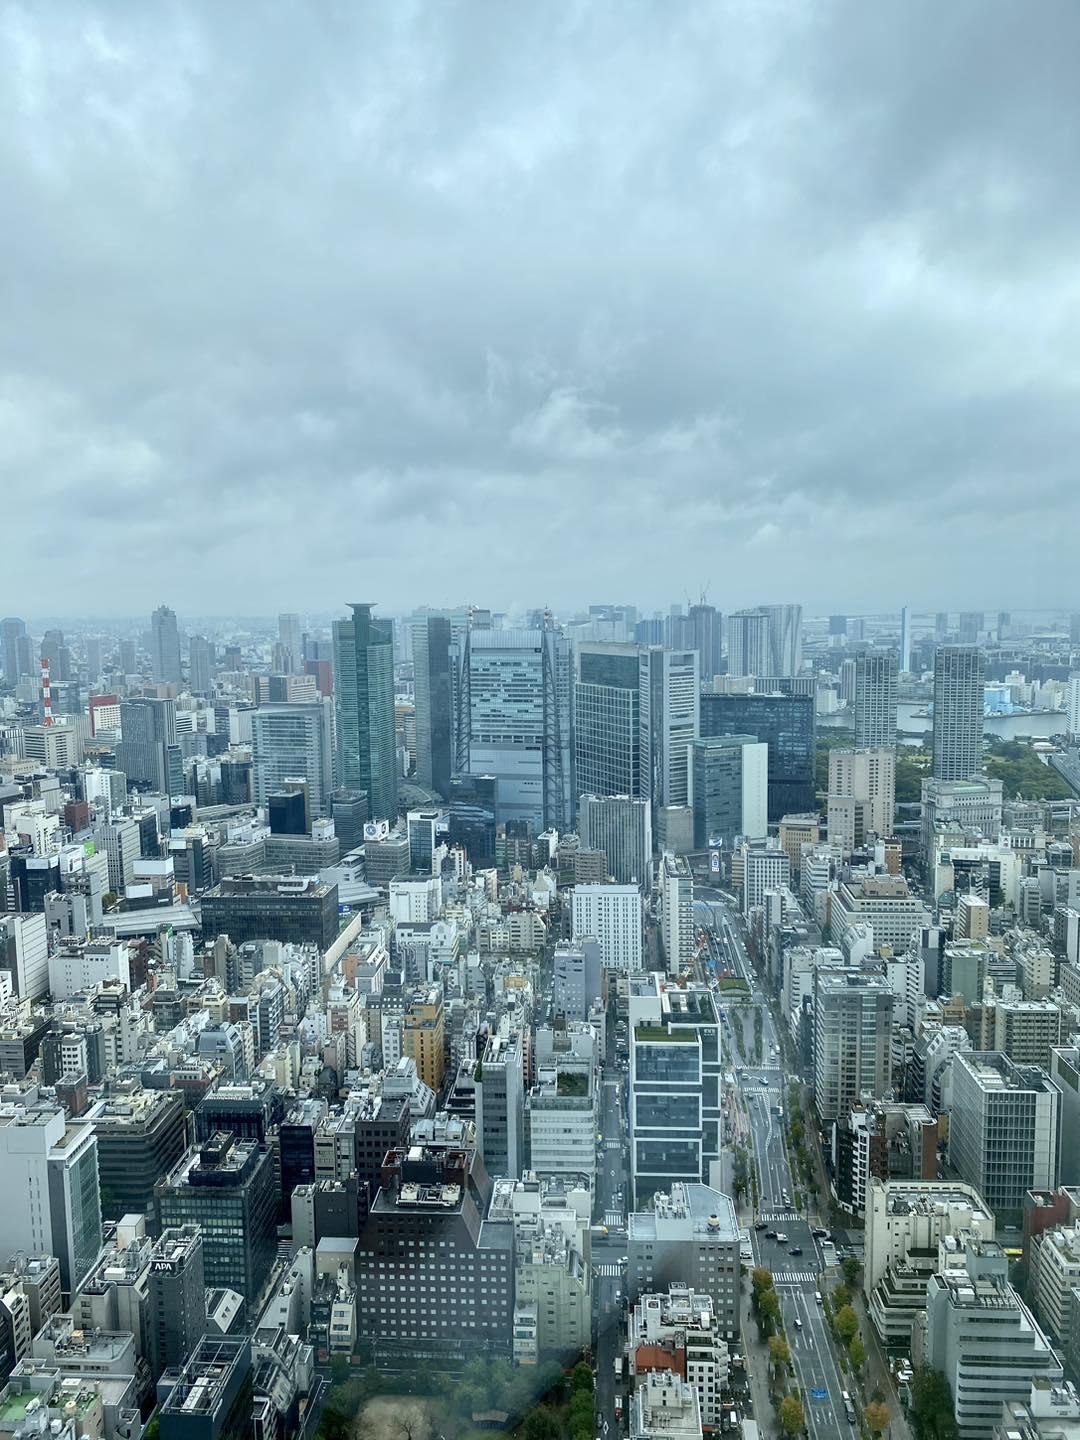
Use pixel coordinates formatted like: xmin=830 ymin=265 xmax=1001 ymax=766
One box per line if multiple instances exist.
xmin=765 ymin=1229 xmax=777 ymax=1239
xmin=812 ymin=1227 xmax=827 ymax=1238
xmin=814 ymin=1291 xmax=822 ymax=1304
xmin=789 ymin=1246 xmax=803 ymax=1256
xmin=754 ymin=1220 xmax=767 ymax=1231
xmin=775 ymin=1232 xmax=788 ymax=1243
xmin=794 ymin=1317 xmax=802 ymax=1329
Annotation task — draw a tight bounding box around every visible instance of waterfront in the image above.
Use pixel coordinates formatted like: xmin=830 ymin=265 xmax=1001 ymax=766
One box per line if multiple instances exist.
xmin=819 ymin=700 xmax=1067 ymax=745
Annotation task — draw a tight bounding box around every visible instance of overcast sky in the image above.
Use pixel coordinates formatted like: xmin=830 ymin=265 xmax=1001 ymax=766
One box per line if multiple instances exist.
xmin=3 ymin=2 xmax=1079 ymax=619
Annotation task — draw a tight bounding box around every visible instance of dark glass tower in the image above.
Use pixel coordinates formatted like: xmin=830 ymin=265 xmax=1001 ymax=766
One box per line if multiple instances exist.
xmin=333 ymin=603 xmax=397 ymax=821
xmin=412 ymin=614 xmax=453 ymax=797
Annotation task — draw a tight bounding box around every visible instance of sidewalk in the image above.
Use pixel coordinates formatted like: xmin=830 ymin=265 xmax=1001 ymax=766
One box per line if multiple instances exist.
xmin=850 ymin=1286 xmax=913 ymax=1440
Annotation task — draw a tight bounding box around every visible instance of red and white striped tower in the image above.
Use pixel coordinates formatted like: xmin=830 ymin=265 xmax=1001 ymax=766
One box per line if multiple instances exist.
xmin=40 ymin=657 xmax=53 ymax=726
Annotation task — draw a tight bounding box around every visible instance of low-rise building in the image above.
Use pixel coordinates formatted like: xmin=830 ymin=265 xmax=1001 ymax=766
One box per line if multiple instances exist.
xmin=628 ymin=1184 xmax=740 ymax=1339
xmin=630 ymin=1284 xmax=729 ymax=1428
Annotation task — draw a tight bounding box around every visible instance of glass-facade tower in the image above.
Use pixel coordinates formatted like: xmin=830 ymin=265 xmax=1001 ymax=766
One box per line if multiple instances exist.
xmin=333 ymin=602 xmax=397 ymax=821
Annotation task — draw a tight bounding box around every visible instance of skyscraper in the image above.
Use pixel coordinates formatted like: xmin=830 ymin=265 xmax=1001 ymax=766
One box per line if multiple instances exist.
xmin=0 ymin=618 xmax=28 ymax=683
xmin=411 ymin=613 xmax=453 ymax=797
xmin=687 ymin=602 xmax=723 ymax=684
xmin=854 ymin=649 xmax=898 ymax=749
xmin=726 ymin=609 xmax=770 ymax=678
xmin=188 ymin=634 xmax=213 ymax=696
xmin=252 ymin=699 xmax=335 ymax=818
xmin=900 ymin=606 xmax=911 ymax=673
xmin=574 ymin=642 xmax=641 ymax=800
xmin=277 ymin=613 xmax=303 ymax=674
xmin=117 ymin=697 xmax=182 ymax=795
xmin=333 ymin=603 xmax=397 ymax=822
xmin=578 ymin=793 xmax=653 ymax=886
xmin=958 ymin=612 xmax=983 ymax=645
xmin=935 ymin=612 xmax=950 ymax=642
xmin=761 ymin=604 xmax=802 ymax=676
xmin=933 ymin=645 xmax=984 ymax=782
xmin=700 ymin=691 xmax=815 ymax=822
xmin=150 ymin=605 xmax=182 ymax=685
xmin=639 ymin=647 xmax=699 ymax=822
xmin=689 ymin=735 xmax=768 ymax=849
xmin=451 ymin=623 xmax=573 ymax=832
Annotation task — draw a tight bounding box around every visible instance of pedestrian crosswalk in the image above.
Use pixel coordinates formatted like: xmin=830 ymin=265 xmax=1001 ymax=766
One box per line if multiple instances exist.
xmin=604 ymin=1212 xmax=625 ymax=1228
xmin=604 ymin=1139 xmax=622 ymax=1150
xmin=595 ymin=1262 xmax=624 ymax=1277
xmin=772 ymin=1271 xmax=817 ymax=1285
xmin=758 ymin=1212 xmax=800 ymax=1222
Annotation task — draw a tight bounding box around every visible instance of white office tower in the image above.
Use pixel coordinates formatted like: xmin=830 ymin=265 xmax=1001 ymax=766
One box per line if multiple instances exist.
xmin=578 ymin=793 xmax=652 ymax=887
xmin=526 ymin=1057 xmax=596 ymax=1192
xmin=0 ymin=913 xmax=49 ymax=999
xmin=0 ymin=1103 xmax=102 ymax=1298
xmin=726 ymin=610 xmax=770 ymax=679
xmin=812 ymin=970 xmax=894 ymax=1123
xmin=1068 ymin=675 xmax=1080 ymax=743
xmin=761 ymin=603 xmax=803 ymax=676
xmin=827 ymin=747 xmax=896 ymax=852
xmin=742 ymin=848 xmax=790 ymax=914
xmin=551 ymin=939 xmax=604 ymax=1021
xmin=925 ymin=1238 xmax=1061 ymax=1440
xmin=451 ymin=625 xmax=573 ymax=832
xmin=571 ymin=883 xmax=642 ymax=972
xmin=933 ymin=645 xmax=985 ymax=782
xmin=639 ymin=647 xmax=699 ymax=819
xmin=277 ymin=613 xmax=303 ymax=674
xmin=853 ymin=649 xmax=898 ymax=749
xmin=948 ymin=1053 xmax=1061 ymax=1223
xmin=251 ymin=699 xmax=334 ymax=817
xmin=660 ymin=852 xmax=695 ymax=975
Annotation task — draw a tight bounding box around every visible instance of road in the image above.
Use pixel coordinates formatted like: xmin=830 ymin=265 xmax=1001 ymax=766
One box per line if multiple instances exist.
xmin=706 ymin=895 xmax=856 ymax=1440
xmin=593 ymin=995 xmax=629 ymax=1438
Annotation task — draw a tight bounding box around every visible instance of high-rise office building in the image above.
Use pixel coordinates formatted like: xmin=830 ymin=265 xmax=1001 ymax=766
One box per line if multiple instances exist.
xmin=188 ymin=635 xmax=213 ymax=696
xmin=935 ymin=612 xmax=950 ymax=642
xmin=475 ymin=1030 xmax=524 ymax=1183
xmin=827 ymin=747 xmax=896 ymax=851
xmin=899 ymin=606 xmax=911 ymax=673
xmin=452 ymin=624 xmax=573 ymax=832
xmin=333 ymin=603 xmax=397 ymax=822
xmin=0 ymin=618 xmax=28 ymax=683
xmin=812 ymin=971 xmax=894 ymax=1123
xmin=116 ymin=697 xmax=182 ymax=795
xmin=252 ymin=699 xmax=334 ymax=818
xmin=411 ymin=613 xmax=453 ymax=797
xmin=948 ymin=1053 xmax=1061 ymax=1225
xmin=577 ymin=793 xmax=652 ymax=886
xmin=958 ymin=611 xmax=983 ymax=645
xmin=933 ymin=645 xmax=984 ymax=781
xmin=726 ymin=610 xmax=771 ymax=678
xmin=700 ymin=691 xmax=815 ymax=822
xmin=660 ymin=853 xmax=695 ymax=975
xmin=150 ymin=605 xmax=182 ymax=685
xmin=761 ymin=604 xmax=802 ymax=676
xmin=571 ymin=883 xmax=643 ymax=972
xmin=403 ymin=987 xmax=445 ymax=1092
xmin=277 ymin=613 xmax=303 ymax=674
xmin=148 ymin=1225 xmax=206 ymax=1379
xmin=1070 ymin=614 xmax=1080 ymax=647
xmin=0 ymin=1103 xmax=103 ymax=1298
xmin=40 ymin=628 xmax=71 ymax=683
xmin=156 ymin=1133 xmax=277 ymax=1324
xmin=689 ymin=735 xmax=768 ymax=850
xmin=448 ymin=774 xmax=497 ymax=867
xmin=687 ymin=602 xmax=723 ymax=685
xmin=640 ymin=647 xmax=698 ymax=824
xmin=551 ymin=938 xmax=604 ymax=1020
xmin=574 ymin=643 xmax=641 ymax=801
xmin=1068 ymin=676 xmax=1080 ymax=743
xmin=853 ymin=650 xmax=898 ymax=749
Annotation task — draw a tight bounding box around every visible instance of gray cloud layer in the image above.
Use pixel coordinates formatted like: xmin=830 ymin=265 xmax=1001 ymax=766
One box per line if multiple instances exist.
xmin=2 ymin=1 xmax=1078 ymax=615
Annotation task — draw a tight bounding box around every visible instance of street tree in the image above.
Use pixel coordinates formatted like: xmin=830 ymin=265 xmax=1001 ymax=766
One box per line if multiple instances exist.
xmin=849 ymin=1335 xmax=866 ymax=1373
xmin=835 ymin=1304 xmax=859 ymax=1346
xmin=866 ymin=1401 xmax=890 ymax=1437
xmin=779 ymin=1394 xmax=805 ymax=1437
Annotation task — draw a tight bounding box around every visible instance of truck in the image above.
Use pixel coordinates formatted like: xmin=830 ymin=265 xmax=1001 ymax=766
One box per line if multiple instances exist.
xmin=614 ymin=1357 xmax=623 ymax=1380
xmin=614 ymin=1397 xmax=623 ymax=1420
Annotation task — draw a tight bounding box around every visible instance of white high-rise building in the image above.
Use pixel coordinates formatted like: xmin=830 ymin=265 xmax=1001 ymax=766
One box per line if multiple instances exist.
xmin=639 ymin=647 xmax=699 ymax=821
xmin=812 ymin=970 xmax=894 ymax=1122
xmin=1068 ymin=675 xmax=1080 ymax=743
xmin=742 ymin=848 xmax=790 ymax=914
xmin=933 ymin=645 xmax=985 ymax=782
xmin=252 ymin=699 xmax=335 ymax=818
xmin=571 ymin=884 xmax=642 ymax=972
xmin=0 ymin=913 xmax=49 ymax=1000
xmin=853 ymin=650 xmax=898 ymax=750
xmin=0 ymin=1103 xmax=102 ymax=1298
xmin=726 ymin=610 xmax=771 ymax=679
xmin=277 ymin=613 xmax=303 ymax=674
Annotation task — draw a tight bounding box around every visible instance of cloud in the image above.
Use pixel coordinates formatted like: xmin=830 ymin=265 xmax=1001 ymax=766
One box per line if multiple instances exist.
xmin=1 ymin=0 xmax=1078 ymax=618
